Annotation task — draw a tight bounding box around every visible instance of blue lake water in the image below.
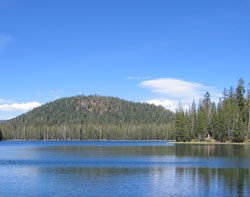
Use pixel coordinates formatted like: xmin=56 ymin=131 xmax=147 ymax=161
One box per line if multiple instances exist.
xmin=0 ymin=141 xmax=250 ymax=196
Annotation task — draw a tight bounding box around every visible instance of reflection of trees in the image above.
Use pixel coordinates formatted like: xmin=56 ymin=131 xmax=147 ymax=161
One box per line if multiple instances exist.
xmin=45 ymin=166 xmax=250 ymax=196
xmin=176 ymin=168 xmax=250 ymax=196
xmin=46 ymin=167 xmax=164 ymax=177
xmin=175 ymin=145 xmax=250 ymax=158
xmin=38 ymin=146 xmax=177 ymax=157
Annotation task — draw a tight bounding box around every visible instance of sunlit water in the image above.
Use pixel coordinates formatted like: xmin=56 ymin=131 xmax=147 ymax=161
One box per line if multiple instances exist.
xmin=0 ymin=141 xmax=250 ymax=196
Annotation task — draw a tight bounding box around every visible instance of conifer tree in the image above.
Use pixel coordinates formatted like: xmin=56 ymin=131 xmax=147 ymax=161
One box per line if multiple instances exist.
xmin=203 ymin=92 xmax=211 ymax=138
xmin=232 ymin=78 xmax=246 ymax=142
xmin=210 ymin=102 xmax=217 ymax=138
xmin=191 ymin=100 xmax=197 ymax=137
xmin=236 ymin=78 xmax=246 ymax=114
xmin=227 ymin=86 xmax=236 ymax=138
xmin=197 ymin=100 xmax=205 ymax=140
xmin=215 ymin=98 xmax=227 ymax=142
xmin=175 ymin=102 xmax=186 ymax=141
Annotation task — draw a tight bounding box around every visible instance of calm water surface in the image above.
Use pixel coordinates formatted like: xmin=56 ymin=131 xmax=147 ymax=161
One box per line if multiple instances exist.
xmin=0 ymin=141 xmax=250 ymax=196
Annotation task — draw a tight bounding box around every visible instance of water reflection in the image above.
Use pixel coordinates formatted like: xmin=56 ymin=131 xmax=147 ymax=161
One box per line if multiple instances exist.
xmin=1 ymin=141 xmax=250 ymax=196
xmin=176 ymin=168 xmax=250 ymax=197
xmin=1 ymin=166 xmax=249 ymax=197
xmin=175 ymin=144 xmax=250 ymax=158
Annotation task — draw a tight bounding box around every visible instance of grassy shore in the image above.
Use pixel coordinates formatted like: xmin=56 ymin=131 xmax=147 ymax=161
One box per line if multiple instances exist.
xmin=174 ymin=139 xmax=250 ymax=145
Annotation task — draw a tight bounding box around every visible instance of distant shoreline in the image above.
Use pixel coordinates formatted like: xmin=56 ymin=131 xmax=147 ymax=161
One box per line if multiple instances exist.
xmin=1 ymin=139 xmax=175 ymax=142
xmin=174 ymin=141 xmax=250 ymax=145
xmin=1 ymin=139 xmax=250 ymax=145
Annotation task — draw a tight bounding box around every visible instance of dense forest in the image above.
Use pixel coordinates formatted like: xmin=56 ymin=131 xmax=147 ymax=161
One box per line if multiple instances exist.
xmin=0 ymin=96 xmax=175 ymax=140
xmin=1 ymin=78 xmax=249 ymax=142
xmin=175 ymin=78 xmax=250 ymax=142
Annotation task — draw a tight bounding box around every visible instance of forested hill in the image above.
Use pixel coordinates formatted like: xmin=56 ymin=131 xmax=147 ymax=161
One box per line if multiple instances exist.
xmin=1 ymin=95 xmax=175 ymax=140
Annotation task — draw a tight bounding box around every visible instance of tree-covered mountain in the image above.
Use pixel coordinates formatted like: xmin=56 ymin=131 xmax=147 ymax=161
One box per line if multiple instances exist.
xmin=0 ymin=95 xmax=175 ymax=140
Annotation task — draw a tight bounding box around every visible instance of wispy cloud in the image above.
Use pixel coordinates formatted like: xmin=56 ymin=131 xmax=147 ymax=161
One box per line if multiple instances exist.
xmin=141 ymin=78 xmax=221 ymax=111
xmin=127 ymin=76 xmax=151 ymax=80
xmin=0 ymin=102 xmax=42 ymax=112
xmin=0 ymin=33 xmax=13 ymax=50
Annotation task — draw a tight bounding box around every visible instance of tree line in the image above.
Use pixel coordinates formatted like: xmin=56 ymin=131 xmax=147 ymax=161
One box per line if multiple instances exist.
xmin=1 ymin=79 xmax=249 ymax=142
xmin=175 ymin=78 xmax=250 ymax=142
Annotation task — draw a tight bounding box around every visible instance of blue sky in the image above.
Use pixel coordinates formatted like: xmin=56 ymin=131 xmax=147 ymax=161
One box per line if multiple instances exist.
xmin=0 ymin=0 xmax=250 ymax=119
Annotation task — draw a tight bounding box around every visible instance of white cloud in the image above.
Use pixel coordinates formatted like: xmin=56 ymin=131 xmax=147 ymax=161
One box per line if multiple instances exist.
xmin=141 ymin=78 xmax=212 ymax=99
xmin=141 ymin=78 xmax=221 ymax=111
xmin=0 ymin=102 xmax=42 ymax=112
xmin=146 ymin=98 xmax=179 ymax=112
xmin=0 ymin=33 xmax=13 ymax=49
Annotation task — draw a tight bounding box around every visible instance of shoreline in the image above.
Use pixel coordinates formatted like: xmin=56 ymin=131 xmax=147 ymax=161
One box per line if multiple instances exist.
xmin=1 ymin=139 xmax=175 ymax=142
xmin=1 ymin=139 xmax=250 ymax=145
xmin=174 ymin=141 xmax=250 ymax=145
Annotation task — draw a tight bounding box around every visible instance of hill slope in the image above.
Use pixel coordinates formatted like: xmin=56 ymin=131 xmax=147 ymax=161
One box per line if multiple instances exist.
xmin=1 ymin=95 xmax=175 ymax=140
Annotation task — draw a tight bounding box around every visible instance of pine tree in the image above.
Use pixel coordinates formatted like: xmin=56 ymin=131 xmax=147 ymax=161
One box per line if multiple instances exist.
xmin=197 ymin=100 xmax=205 ymax=140
xmin=227 ymin=86 xmax=236 ymax=138
xmin=175 ymin=102 xmax=187 ymax=141
xmin=184 ymin=110 xmax=192 ymax=141
xmin=191 ymin=100 xmax=197 ymax=138
xmin=236 ymin=78 xmax=246 ymax=114
xmin=210 ymin=102 xmax=217 ymax=139
xmin=219 ymin=99 xmax=228 ymax=142
xmin=233 ymin=78 xmax=246 ymax=142
xmin=203 ymin=92 xmax=212 ymax=138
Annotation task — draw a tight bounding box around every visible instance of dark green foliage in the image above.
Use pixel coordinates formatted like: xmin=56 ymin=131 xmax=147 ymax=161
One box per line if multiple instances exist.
xmin=232 ymin=130 xmax=245 ymax=142
xmin=175 ymin=104 xmax=186 ymax=142
xmin=190 ymin=100 xmax=197 ymax=136
xmin=11 ymin=95 xmax=173 ymax=126
xmin=236 ymin=78 xmax=245 ymax=113
xmin=175 ymin=78 xmax=249 ymax=142
xmin=212 ymin=99 xmax=228 ymax=142
xmin=0 ymin=95 xmax=175 ymax=140
xmin=1 ymin=79 xmax=249 ymax=142
xmin=175 ymin=103 xmax=192 ymax=142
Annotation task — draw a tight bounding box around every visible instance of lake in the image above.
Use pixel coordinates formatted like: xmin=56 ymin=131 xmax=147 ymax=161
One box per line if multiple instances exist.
xmin=0 ymin=141 xmax=249 ymax=197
